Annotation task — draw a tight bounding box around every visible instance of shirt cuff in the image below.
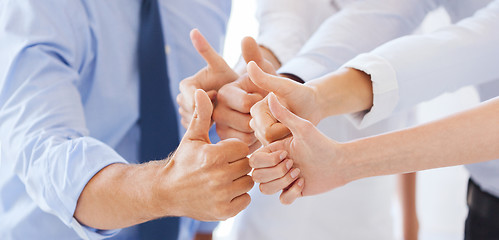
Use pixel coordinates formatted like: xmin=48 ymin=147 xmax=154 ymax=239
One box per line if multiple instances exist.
xmin=197 ymin=221 xmax=219 ymax=234
xmin=278 ymin=56 xmax=331 ymax=82
xmin=46 ymin=137 xmax=128 ymax=239
xmin=71 ymin=220 xmax=120 ymax=240
xmin=341 ymin=53 xmax=399 ymax=128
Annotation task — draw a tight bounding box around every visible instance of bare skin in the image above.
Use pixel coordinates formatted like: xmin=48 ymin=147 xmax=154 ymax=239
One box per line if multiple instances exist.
xmin=251 ymin=93 xmax=499 ymax=204
xmin=74 ymin=90 xmax=254 ymax=230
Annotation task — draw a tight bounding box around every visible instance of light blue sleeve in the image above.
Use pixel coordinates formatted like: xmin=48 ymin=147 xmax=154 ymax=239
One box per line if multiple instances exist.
xmin=197 ymin=221 xmax=219 ymax=234
xmin=0 ymin=1 xmax=126 ymax=239
xmin=179 ymin=217 xmax=219 ymax=240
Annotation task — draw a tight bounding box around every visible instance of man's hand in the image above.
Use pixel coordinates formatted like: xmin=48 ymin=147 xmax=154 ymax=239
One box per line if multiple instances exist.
xmin=246 ymin=62 xmax=321 ymax=145
xmin=161 ymin=89 xmax=254 ymax=221
xmin=74 ymin=90 xmax=253 ymax=230
xmin=213 ymin=37 xmax=276 ymax=153
xmin=250 ymin=93 xmax=348 ymax=205
xmin=177 ymin=29 xmax=238 ymax=128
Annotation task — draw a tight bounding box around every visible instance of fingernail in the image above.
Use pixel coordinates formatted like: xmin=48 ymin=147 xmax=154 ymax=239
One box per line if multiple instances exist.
xmin=298 ymin=178 xmax=304 ymax=187
xmin=290 ymin=168 xmax=300 ymax=179
xmin=279 ymin=151 xmax=287 ymax=160
xmin=285 ymin=159 xmax=293 ymax=170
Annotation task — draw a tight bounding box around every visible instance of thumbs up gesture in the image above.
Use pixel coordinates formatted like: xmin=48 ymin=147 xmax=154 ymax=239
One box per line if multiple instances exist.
xmin=246 ymin=62 xmax=322 ymax=145
xmin=213 ymin=37 xmax=277 ymax=153
xmin=250 ymin=93 xmax=347 ymax=205
xmin=177 ymin=29 xmax=239 ymax=128
xmin=162 ymin=89 xmax=254 ymax=221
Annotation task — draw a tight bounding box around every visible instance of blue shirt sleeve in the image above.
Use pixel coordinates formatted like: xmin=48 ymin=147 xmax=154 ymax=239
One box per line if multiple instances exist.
xmin=0 ymin=1 xmax=126 ymax=239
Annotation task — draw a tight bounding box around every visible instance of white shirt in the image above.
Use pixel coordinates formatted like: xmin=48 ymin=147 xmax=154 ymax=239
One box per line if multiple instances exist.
xmin=340 ymin=0 xmax=499 ymax=197
xmin=227 ymin=1 xmax=415 ymax=239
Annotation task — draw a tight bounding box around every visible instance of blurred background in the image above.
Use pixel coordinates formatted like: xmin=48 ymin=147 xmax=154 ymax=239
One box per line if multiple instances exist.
xmin=216 ymin=1 xmax=480 ymax=239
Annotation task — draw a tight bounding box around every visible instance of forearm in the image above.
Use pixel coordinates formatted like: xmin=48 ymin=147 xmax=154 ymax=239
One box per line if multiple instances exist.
xmin=279 ymin=0 xmax=436 ymax=81
xmin=398 ymin=173 xmax=419 ymax=240
xmin=308 ymin=67 xmax=373 ymax=119
xmin=343 ymin=97 xmax=499 ymax=181
xmin=343 ymin=0 xmax=499 ymax=124
xmin=75 ymin=162 xmax=165 ymax=230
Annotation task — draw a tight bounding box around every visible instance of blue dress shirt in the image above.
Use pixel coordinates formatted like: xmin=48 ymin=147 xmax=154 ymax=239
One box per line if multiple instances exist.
xmin=0 ymin=0 xmax=230 ymax=239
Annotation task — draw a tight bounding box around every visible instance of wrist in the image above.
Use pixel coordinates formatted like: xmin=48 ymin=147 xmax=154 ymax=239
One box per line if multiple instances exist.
xmin=149 ymin=159 xmax=183 ymax=218
xmin=308 ymin=68 xmax=373 ymax=118
xmin=337 ymin=141 xmax=370 ymax=184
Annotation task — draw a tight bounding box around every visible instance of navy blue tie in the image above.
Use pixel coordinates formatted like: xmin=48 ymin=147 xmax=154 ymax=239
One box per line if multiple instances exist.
xmin=138 ymin=0 xmax=180 ymax=239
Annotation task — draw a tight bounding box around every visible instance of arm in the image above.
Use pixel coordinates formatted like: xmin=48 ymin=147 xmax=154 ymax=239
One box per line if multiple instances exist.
xmin=398 ymin=173 xmax=419 ymax=240
xmin=248 ymin=1 xmax=499 ymax=142
xmin=342 ymin=0 xmax=499 ymax=127
xmin=0 ymin=2 xmax=126 ymax=238
xmin=250 ymin=94 xmax=499 ymax=203
xmin=279 ymin=0 xmax=440 ymax=81
xmin=75 ymin=90 xmax=253 ymax=229
xmin=0 ymin=4 xmax=252 ymax=234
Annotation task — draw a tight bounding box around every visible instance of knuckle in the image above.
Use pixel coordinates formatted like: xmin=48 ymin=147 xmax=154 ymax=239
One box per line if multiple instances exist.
xmin=241 ymin=96 xmax=255 ymax=112
xmin=280 ymin=195 xmax=292 ymax=205
xmin=259 ymin=183 xmax=274 ymax=195
xmin=217 ymin=85 xmax=230 ymax=101
xmin=251 ymin=170 xmax=262 ymax=183
xmin=240 ymin=132 xmax=256 ymax=145
xmin=272 ymin=153 xmax=283 ymax=166
xmin=280 ymin=163 xmax=289 ymax=176
xmin=300 ymin=120 xmax=315 ymax=131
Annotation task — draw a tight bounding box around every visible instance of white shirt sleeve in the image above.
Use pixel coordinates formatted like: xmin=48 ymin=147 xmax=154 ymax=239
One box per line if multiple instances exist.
xmin=279 ymin=0 xmax=440 ymax=81
xmin=343 ymin=0 xmax=499 ymax=128
xmin=256 ymin=0 xmax=337 ymax=64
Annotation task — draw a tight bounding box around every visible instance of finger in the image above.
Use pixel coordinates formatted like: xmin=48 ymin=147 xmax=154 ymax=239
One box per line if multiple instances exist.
xmin=265 ymin=123 xmax=291 ymax=144
xmin=218 ymin=84 xmax=263 ymax=113
xmin=183 ymin=89 xmax=213 ymax=143
xmin=250 ymin=98 xmax=288 ymax=144
xmin=252 ymin=159 xmax=293 ymax=183
xmin=216 ymin=124 xmax=257 ymax=145
xmin=268 ymin=92 xmax=313 ymax=139
xmin=178 ymin=79 xmax=198 ymax=113
xmin=247 ymin=61 xmax=297 ymax=97
xmin=215 ymin=138 xmax=250 ymax=163
xmin=231 ymin=175 xmax=255 ymax=198
xmin=279 ymin=178 xmax=304 ymax=205
xmin=228 ymin=157 xmax=252 ymax=180
xmin=190 ymin=29 xmax=230 ymax=70
xmin=180 ymin=118 xmax=189 ymax=130
xmin=248 ymin=141 xmax=262 ymax=154
xmin=213 ymin=105 xmax=253 ymax=133
xmin=249 ymin=149 xmax=287 ymax=169
xmin=207 ymin=90 xmax=217 ymax=102
xmin=227 ymin=193 xmax=251 ymax=218
xmin=179 ymin=108 xmax=192 ymax=129
xmin=241 ymin=37 xmax=264 ymax=66
xmin=259 ymin=168 xmax=300 ymax=195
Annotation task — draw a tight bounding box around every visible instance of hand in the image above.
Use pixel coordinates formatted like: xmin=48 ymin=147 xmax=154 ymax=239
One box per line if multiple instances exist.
xmin=213 ymin=37 xmax=276 ymax=153
xmin=160 ymin=89 xmax=254 ymax=221
xmin=246 ymin=62 xmax=321 ymax=145
xmin=177 ymin=29 xmax=238 ymax=128
xmin=250 ymin=93 xmax=349 ymax=204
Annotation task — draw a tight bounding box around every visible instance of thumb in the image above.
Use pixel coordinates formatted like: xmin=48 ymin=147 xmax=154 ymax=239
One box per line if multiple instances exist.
xmin=246 ymin=61 xmax=295 ymax=97
xmin=241 ymin=37 xmax=275 ymax=74
xmin=267 ymin=92 xmax=309 ymax=138
xmin=190 ymin=29 xmax=231 ymax=70
xmin=241 ymin=37 xmax=264 ymax=66
xmin=184 ymin=89 xmax=213 ymax=143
